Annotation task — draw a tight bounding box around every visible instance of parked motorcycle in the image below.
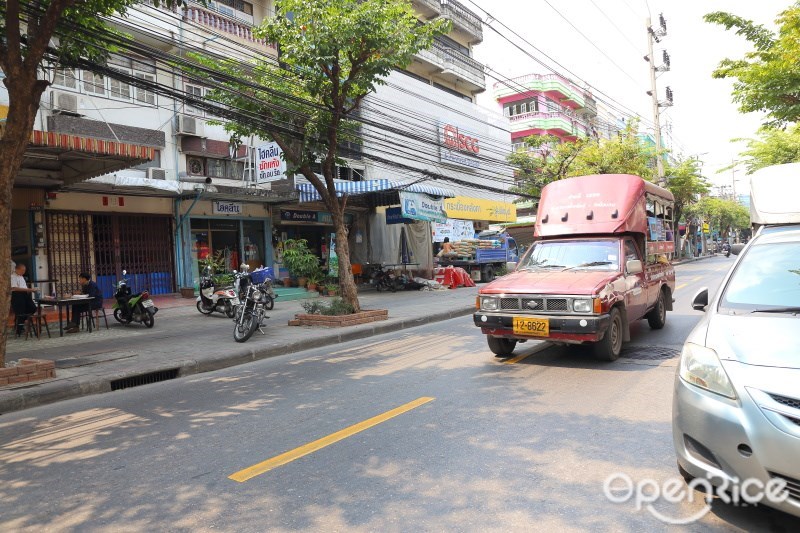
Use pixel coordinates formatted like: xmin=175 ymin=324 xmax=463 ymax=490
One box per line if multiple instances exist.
xmin=197 ymin=266 xmax=238 ymax=318
xmin=112 ymin=270 xmax=158 ymax=327
xmin=235 ymin=265 xmax=276 ymax=311
xmin=233 ymin=272 xmax=270 ymax=343
xmin=372 ymin=265 xmax=411 ymax=292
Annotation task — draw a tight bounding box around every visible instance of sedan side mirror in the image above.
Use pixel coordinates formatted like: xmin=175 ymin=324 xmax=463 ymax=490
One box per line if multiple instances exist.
xmin=626 ymin=259 xmax=643 ymax=275
xmin=692 ymin=287 xmax=709 ymax=311
xmin=731 ymin=244 xmax=745 ymax=256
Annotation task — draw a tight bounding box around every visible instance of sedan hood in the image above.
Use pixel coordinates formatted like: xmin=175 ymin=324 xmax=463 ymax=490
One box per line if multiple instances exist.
xmin=481 ymin=269 xmax=618 ymax=295
xmin=706 ymin=314 xmax=800 ymax=369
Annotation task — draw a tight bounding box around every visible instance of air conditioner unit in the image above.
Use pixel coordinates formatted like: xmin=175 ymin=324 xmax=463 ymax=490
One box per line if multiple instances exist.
xmin=176 ymin=115 xmax=205 ymax=137
xmin=147 ymin=167 xmax=176 ymax=181
xmin=50 ymin=91 xmax=78 ymax=114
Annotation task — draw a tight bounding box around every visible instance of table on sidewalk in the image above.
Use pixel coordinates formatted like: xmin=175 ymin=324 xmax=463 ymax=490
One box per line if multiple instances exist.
xmin=36 ymin=296 xmax=95 ymax=337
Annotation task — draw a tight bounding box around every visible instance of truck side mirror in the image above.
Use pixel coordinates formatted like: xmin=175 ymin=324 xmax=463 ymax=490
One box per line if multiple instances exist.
xmin=626 ymin=259 xmax=643 ymax=274
xmin=731 ymin=244 xmax=745 ymax=256
xmin=692 ymin=288 xmax=709 ymax=311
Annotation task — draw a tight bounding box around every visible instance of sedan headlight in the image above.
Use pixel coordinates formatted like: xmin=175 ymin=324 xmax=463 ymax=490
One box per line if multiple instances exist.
xmin=480 ymin=297 xmax=498 ymax=311
xmin=572 ymin=299 xmax=592 ymax=313
xmin=679 ymin=343 xmax=737 ymax=399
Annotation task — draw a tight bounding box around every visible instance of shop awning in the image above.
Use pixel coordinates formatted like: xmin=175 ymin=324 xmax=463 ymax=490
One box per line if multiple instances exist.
xmin=296 ymin=179 xmax=456 ymax=203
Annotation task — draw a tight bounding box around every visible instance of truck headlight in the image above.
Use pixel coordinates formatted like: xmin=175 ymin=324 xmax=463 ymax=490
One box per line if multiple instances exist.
xmin=572 ymin=299 xmax=592 ymax=313
xmin=480 ymin=297 xmax=498 ymax=311
xmin=679 ymin=343 xmax=737 ymax=399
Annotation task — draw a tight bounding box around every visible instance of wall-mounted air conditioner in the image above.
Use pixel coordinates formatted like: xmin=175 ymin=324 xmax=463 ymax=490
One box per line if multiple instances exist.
xmin=176 ymin=115 xmax=205 ymax=137
xmin=147 ymin=167 xmax=177 ymax=181
xmin=50 ymin=91 xmax=79 ymax=114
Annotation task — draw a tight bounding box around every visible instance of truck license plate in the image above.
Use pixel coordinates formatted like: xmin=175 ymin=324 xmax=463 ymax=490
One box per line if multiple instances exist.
xmin=513 ymin=317 xmax=549 ymax=336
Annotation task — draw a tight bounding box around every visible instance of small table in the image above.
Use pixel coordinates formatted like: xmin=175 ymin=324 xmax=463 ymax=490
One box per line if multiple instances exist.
xmin=37 ymin=296 xmax=93 ymax=337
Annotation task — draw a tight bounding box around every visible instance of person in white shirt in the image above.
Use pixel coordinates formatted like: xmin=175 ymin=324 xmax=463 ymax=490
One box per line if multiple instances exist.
xmin=11 ymin=263 xmax=37 ymax=335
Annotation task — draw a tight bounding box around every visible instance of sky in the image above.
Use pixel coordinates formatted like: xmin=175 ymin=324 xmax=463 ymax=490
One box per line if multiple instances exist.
xmin=469 ymin=0 xmax=792 ymax=190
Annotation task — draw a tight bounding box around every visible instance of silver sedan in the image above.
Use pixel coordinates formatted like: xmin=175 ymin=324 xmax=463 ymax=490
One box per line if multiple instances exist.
xmin=673 ymin=225 xmax=800 ymax=519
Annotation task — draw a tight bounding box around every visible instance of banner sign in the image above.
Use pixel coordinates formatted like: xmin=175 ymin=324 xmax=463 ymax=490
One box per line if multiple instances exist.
xmin=212 ymin=201 xmax=242 ymax=215
xmin=280 ymin=210 xmax=353 ymax=224
xmin=647 ymin=217 xmax=665 ymax=241
xmin=328 ymin=233 xmax=339 ymax=277
xmin=256 ymin=142 xmax=286 ymax=183
xmin=444 ymin=196 xmax=516 ymax=222
xmin=400 ymin=191 xmax=446 ymax=223
xmin=432 ymin=219 xmax=475 ymax=242
xmin=439 ymin=123 xmax=480 ymax=169
xmin=386 ymin=207 xmax=413 ymax=225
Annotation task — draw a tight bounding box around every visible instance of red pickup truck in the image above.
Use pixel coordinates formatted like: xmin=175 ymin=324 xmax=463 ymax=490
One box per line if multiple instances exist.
xmin=473 ymin=174 xmax=676 ymax=361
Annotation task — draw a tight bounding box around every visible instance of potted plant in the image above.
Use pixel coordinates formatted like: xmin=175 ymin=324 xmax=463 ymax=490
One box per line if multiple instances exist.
xmin=306 ymin=269 xmax=324 ymax=292
xmin=324 ymin=282 xmax=339 ymax=297
xmin=281 ymin=239 xmax=320 ymax=288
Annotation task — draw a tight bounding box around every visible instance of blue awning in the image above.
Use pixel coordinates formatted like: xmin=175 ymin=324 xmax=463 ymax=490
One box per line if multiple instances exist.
xmin=296 ymin=178 xmax=456 ymax=203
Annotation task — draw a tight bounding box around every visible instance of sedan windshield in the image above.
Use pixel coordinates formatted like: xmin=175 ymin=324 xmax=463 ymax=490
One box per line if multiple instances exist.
xmin=720 ymin=242 xmax=800 ymax=313
xmin=518 ymin=240 xmax=620 ymax=271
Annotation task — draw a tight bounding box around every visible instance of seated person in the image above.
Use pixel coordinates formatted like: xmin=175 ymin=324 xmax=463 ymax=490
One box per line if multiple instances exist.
xmin=11 ymin=262 xmax=37 ymax=336
xmin=66 ymin=272 xmax=104 ymax=333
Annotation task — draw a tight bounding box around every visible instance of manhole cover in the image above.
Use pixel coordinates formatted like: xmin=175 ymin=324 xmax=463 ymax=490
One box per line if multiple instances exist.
xmin=620 ymin=346 xmax=681 ymax=360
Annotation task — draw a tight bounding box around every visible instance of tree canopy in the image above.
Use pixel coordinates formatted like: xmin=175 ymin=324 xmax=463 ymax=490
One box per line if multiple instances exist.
xmin=705 ymin=3 xmax=800 ymax=126
xmin=686 ymin=197 xmax=750 ymax=239
xmin=730 ymin=125 xmax=800 ymax=174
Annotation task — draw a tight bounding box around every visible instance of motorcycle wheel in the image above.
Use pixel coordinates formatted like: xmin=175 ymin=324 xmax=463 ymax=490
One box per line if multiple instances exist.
xmin=263 ymin=295 xmax=274 ymax=311
xmin=224 ymin=301 xmax=236 ymax=318
xmin=233 ymin=312 xmax=258 ymax=343
xmin=142 ymin=311 xmax=155 ymax=328
xmin=113 ymin=308 xmax=132 ymax=324
xmin=196 ymin=300 xmax=214 ymax=315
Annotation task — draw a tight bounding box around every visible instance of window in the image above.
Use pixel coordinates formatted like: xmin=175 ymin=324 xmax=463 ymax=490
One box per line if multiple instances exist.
xmin=218 ymin=0 xmax=253 ymax=16
xmin=624 ymin=240 xmax=640 ymax=263
xmin=504 ymin=98 xmax=538 ymax=117
xmin=134 ymin=73 xmax=156 ymax=105
xmin=83 ymin=70 xmax=105 ymax=95
xmin=54 ymin=68 xmax=78 ymax=89
xmin=109 ymin=68 xmax=131 ymax=99
xmin=185 ymin=83 xmax=204 ymax=115
xmin=720 ymin=242 xmax=800 ymax=311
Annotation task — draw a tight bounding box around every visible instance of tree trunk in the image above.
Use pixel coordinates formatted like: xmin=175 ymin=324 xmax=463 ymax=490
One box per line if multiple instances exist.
xmin=0 ymin=84 xmax=45 ymax=367
xmin=330 ymin=203 xmax=360 ymax=313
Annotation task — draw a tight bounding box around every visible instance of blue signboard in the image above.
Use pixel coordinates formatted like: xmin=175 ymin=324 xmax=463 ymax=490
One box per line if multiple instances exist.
xmin=386 ymin=207 xmax=413 ymax=224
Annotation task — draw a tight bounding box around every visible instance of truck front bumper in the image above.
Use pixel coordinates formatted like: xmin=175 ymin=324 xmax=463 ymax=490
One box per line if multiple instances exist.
xmin=473 ymin=312 xmax=612 ymax=343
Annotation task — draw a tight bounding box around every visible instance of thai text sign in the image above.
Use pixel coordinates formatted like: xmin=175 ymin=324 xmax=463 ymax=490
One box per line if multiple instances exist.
xmin=433 ymin=219 xmax=475 ymax=242
xmin=400 ymin=191 xmax=446 ymax=223
xmin=256 ymin=142 xmax=286 ymax=183
xmin=444 ymin=196 xmax=517 ymax=222
xmin=212 ymin=201 xmax=242 ymax=215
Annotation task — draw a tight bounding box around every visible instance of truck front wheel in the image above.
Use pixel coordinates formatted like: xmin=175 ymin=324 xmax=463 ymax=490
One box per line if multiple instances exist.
xmin=593 ymin=308 xmax=623 ymax=361
xmin=487 ymin=336 xmax=516 ymax=356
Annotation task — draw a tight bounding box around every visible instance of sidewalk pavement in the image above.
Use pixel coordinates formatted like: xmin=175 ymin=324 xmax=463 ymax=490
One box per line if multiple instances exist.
xmin=0 ymin=285 xmax=479 ymax=414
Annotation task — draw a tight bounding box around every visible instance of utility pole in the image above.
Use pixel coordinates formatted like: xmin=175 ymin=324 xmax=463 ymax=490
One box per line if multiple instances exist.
xmin=645 ymin=14 xmax=672 ymax=185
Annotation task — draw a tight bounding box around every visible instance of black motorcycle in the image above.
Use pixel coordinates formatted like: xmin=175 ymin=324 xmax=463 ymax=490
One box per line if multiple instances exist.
xmin=112 ymin=270 xmax=158 ymax=327
xmin=232 ymin=272 xmax=271 ymax=343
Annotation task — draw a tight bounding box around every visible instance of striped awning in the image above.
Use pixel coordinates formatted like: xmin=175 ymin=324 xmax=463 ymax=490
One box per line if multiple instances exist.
xmin=30 ymin=129 xmax=156 ymax=160
xmin=296 ymin=179 xmax=456 ymax=203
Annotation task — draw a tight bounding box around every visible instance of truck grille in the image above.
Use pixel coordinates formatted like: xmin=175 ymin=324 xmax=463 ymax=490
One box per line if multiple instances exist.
xmin=546 ymin=298 xmax=568 ymax=311
xmin=500 ymin=298 xmax=519 ymax=310
xmin=491 ymin=296 xmax=579 ymax=314
xmin=521 ymin=298 xmax=544 ymax=310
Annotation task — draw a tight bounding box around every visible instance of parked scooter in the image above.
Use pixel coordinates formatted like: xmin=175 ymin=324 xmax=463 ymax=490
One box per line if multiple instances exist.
xmin=197 ymin=266 xmax=239 ymax=318
xmin=112 ymin=270 xmax=158 ymax=327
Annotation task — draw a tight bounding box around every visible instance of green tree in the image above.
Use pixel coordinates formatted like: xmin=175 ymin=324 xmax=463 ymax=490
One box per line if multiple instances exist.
xmin=688 ymin=197 xmax=750 ymax=240
xmin=732 ymin=125 xmax=800 ymax=173
xmin=705 ymin=3 xmax=800 ymax=126
xmin=0 ymin=0 xmax=183 ymax=367
xmin=664 ymin=159 xmax=709 ymax=257
xmin=511 ymin=121 xmax=658 ymax=198
xmin=196 ymin=0 xmax=447 ymax=313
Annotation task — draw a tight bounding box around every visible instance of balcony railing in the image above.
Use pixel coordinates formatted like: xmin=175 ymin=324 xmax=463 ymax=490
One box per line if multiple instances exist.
xmin=510 ymin=111 xmax=589 ymax=137
xmin=183 ymin=5 xmax=277 ymax=52
xmin=413 ymin=0 xmax=442 ymax=16
xmin=440 ymin=0 xmax=483 ymax=42
xmin=422 ymin=40 xmax=484 ymax=89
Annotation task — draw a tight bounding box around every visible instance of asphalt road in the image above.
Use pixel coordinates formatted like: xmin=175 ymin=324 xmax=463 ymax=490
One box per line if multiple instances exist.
xmin=1 ymin=256 xmax=797 ymax=532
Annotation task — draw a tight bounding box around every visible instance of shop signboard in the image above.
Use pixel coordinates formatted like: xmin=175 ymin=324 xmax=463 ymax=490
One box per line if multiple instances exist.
xmin=256 ymin=142 xmax=286 ymax=183
xmin=399 ymin=191 xmax=446 ymax=223
xmin=702 ymin=222 xmax=710 ymax=234
xmin=212 ymin=201 xmax=242 ymax=215
xmin=443 ymin=196 xmax=517 ymax=223
xmin=281 ymin=210 xmax=353 ymax=224
xmin=432 ymin=219 xmax=475 ymax=242
xmin=386 ymin=207 xmax=413 ymax=225
xmin=439 ymin=123 xmax=480 ymax=169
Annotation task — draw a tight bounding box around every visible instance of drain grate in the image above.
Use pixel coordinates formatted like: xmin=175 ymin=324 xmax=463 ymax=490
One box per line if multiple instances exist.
xmin=110 ymin=368 xmax=180 ymax=391
xmin=620 ymin=346 xmax=681 ymax=360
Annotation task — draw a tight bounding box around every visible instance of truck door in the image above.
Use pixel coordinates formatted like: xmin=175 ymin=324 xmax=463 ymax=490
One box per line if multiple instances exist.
xmin=623 ymin=239 xmax=647 ymax=320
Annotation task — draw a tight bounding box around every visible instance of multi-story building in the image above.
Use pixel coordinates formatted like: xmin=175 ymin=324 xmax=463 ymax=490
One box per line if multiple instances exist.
xmin=4 ymin=0 xmax=515 ymax=296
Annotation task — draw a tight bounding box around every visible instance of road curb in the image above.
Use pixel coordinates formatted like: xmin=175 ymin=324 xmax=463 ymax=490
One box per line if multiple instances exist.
xmin=0 ymin=305 xmax=477 ymax=414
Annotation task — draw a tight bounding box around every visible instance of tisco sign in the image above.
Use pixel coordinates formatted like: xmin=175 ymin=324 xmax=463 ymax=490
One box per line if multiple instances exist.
xmin=442 ymin=124 xmax=480 ymax=154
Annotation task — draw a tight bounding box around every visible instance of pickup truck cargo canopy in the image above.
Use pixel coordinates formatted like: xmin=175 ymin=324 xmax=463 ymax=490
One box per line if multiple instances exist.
xmin=749 ymin=163 xmax=800 ymax=225
xmin=535 ymin=174 xmax=673 ymax=238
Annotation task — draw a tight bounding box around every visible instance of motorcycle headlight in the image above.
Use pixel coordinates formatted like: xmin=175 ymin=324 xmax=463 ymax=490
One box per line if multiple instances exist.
xmin=572 ymin=299 xmax=592 ymax=313
xmin=679 ymin=343 xmax=737 ymax=399
xmin=480 ymin=297 xmax=498 ymax=311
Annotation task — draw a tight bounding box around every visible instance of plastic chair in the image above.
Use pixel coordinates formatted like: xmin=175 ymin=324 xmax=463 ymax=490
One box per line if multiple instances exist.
xmin=351 ymin=263 xmax=363 ymax=284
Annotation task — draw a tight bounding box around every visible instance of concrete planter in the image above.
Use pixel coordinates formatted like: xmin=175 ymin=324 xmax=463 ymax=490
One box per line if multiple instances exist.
xmin=0 ymin=358 xmax=55 ymax=387
xmin=289 ymin=309 xmax=388 ymax=327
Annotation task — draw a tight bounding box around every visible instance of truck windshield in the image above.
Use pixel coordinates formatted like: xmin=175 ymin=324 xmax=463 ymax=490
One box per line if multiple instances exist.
xmin=518 ymin=240 xmax=620 ymax=271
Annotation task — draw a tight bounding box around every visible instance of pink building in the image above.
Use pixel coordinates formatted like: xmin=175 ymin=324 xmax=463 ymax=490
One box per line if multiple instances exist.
xmin=494 ymin=73 xmax=598 ymax=150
